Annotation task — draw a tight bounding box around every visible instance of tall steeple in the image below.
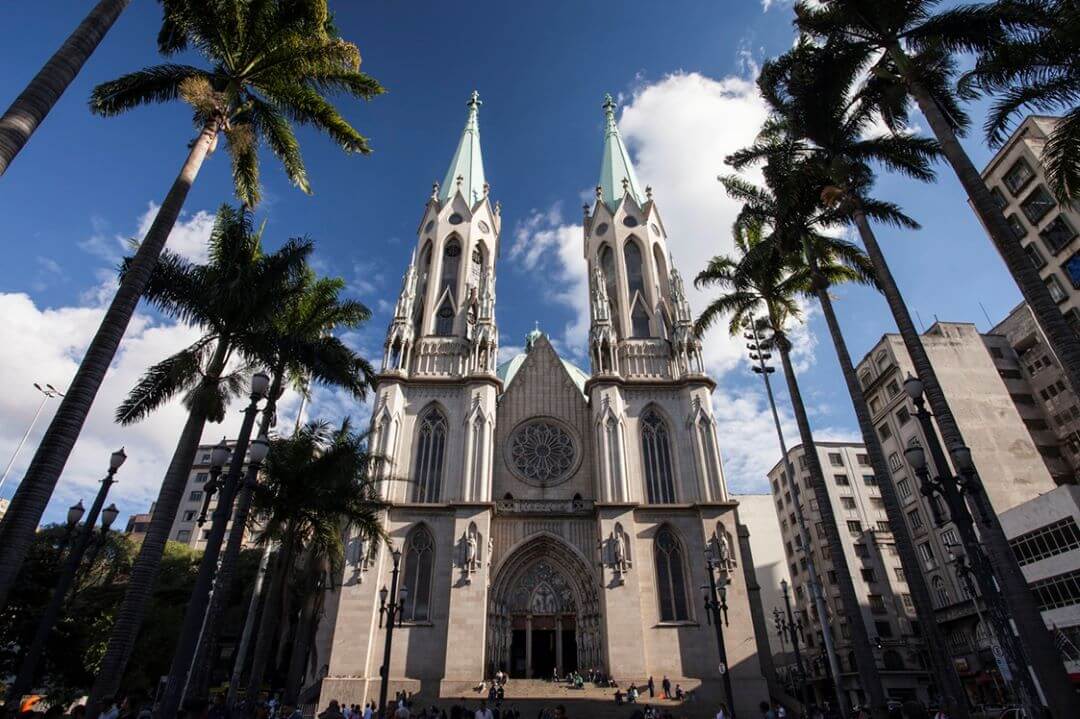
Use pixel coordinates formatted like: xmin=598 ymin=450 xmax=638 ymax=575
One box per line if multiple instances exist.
xmin=439 ymin=90 xmax=487 ymax=206
xmin=598 ymin=93 xmax=645 ymax=210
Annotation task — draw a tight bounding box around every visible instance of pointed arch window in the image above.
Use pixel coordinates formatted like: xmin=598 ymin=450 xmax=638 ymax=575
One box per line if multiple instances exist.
xmin=435 ymin=298 xmax=455 ymax=336
xmin=642 ymin=409 xmax=676 ymax=503
xmin=631 ymin=298 xmax=651 ymax=338
xmin=471 ymin=241 xmax=487 ymax=286
xmin=440 ymin=238 xmax=462 ymax=300
xmin=653 ymin=244 xmax=671 ymax=301
xmin=401 ymin=524 xmax=434 ymax=621
xmin=654 ymin=526 xmax=690 ymax=621
xmin=413 ymin=407 xmax=447 ymax=502
xmin=624 ymin=239 xmax=646 ymax=297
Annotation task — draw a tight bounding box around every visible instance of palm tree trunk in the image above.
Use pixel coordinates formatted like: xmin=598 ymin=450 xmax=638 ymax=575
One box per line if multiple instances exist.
xmin=0 ymin=0 xmax=130 ymax=176
xmin=228 ymin=543 xmax=273 ymax=707
xmin=803 ymin=237 xmax=969 ymax=718
xmin=776 ymin=336 xmax=888 ymax=718
xmin=0 ymin=118 xmax=220 ymax=614
xmin=246 ymin=531 xmax=296 ymax=706
xmin=852 ymin=175 xmax=1078 ymax=717
xmin=753 ymin=317 xmax=848 ymax=716
xmin=84 ymin=338 xmax=230 ymax=719
xmin=188 ymin=371 xmax=284 ymax=704
xmin=283 ymin=562 xmax=320 ymax=705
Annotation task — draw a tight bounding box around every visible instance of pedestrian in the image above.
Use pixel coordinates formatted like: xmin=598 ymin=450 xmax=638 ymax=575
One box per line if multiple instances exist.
xmin=661 ymin=676 xmax=671 ymax=700
xmin=553 ymin=707 xmax=566 ymax=719
xmin=715 ymin=701 xmax=729 ymax=719
xmin=474 ymin=700 xmax=493 ymax=719
xmin=647 ymin=677 xmax=655 ymax=698
xmin=319 ymin=701 xmax=344 ymax=719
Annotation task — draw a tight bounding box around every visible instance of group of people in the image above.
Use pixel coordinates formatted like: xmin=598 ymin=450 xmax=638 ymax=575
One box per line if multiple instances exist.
xmin=614 ymin=676 xmax=687 ymax=706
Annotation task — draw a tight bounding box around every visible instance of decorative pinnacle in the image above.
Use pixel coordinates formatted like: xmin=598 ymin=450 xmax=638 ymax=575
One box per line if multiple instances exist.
xmin=602 ymin=93 xmax=618 ymax=135
xmin=483 ymin=182 xmax=490 ymax=196
xmin=595 ymin=185 xmax=603 ymax=199
xmin=456 ymin=174 xmax=464 ymax=188
xmin=431 ymin=181 xmax=439 ymax=200
xmin=621 ymin=177 xmax=630 ymax=193
xmin=646 ymin=185 xmax=653 ymax=200
xmin=468 ymin=89 xmax=482 ymax=110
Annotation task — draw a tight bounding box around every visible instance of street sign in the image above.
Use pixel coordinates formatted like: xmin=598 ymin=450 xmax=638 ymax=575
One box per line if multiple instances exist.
xmin=718 ymin=663 xmax=727 ymax=675
xmin=990 ymin=643 xmax=1014 ymax=682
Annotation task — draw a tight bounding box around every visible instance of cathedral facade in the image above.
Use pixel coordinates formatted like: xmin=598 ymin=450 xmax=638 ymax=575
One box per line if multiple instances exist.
xmin=315 ymin=93 xmax=769 ymax=714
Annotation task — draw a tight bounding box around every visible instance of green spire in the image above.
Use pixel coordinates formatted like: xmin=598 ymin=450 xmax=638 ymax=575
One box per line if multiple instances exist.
xmin=439 ymin=90 xmax=487 ymax=206
xmin=598 ymin=93 xmax=645 ymax=210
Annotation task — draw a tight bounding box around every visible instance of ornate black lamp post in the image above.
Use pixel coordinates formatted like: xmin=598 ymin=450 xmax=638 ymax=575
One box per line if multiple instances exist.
xmin=377 ymin=548 xmax=409 ymax=718
xmin=4 ymin=447 xmax=126 ymax=715
xmin=703 ymin=552 xmax=736 ymax=718
xmin=901 ymin=375 xmax=1042 ymax=718
xmin=779 ymin=579 xmax=809 ymax=708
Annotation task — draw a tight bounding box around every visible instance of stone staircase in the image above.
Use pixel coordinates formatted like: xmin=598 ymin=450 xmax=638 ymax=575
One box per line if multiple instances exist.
xmin=408 ymin=679 xmax=720 ymax=719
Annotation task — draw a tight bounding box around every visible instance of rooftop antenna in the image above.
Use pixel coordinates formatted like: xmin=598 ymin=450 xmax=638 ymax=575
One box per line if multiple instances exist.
xmin=978 ymin=301 xmax=993 ymax=329
xmin=915 ymin=310 xmax=926 ymax=333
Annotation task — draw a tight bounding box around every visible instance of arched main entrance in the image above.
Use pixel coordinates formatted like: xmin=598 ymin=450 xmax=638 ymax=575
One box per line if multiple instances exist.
xmin=487 ymin=534 xmax=602 ymax=678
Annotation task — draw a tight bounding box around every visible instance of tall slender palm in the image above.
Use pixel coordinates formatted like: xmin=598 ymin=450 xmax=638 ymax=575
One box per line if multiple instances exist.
xmin=733 ymin=40 xmax=970 ymax=716
xmin=0 ymin=0 xmax=131 ymax=176
xmin=85 ymin=206 xmax=311 ymax=717
xmin=245 ymin=421 xmax=386 ymax=705
xmin=794 ymin=5 xmax=1080 ymax=713
xmin=0 ymin=0 xmax=383 ymax=611
xmin=187 ymin=272 xmax=375 ymax=703
xmin=695 ymin=216 xmax=884 ymax=716
xmin=961 ymin=0 xmax=1080 ymax=201
xmin=794 ymin=0 xmax=1080 ymax=406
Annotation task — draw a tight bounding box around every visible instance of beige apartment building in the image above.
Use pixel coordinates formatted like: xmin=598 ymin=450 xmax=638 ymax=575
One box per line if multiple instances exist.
xmin=767 ymin=442 xmax=931 ymax=708
xmin=981 ymin=116 xmax=1080 ymax=333
xmin=166 ymin=441 xmax=262 ymax=552
xmin=854 ymin=322 xmax=1061 ymax=704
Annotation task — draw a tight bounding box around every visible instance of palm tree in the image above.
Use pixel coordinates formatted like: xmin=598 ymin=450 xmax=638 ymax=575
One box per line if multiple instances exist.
xmin=794 ymin=5 xmax=1080 ymax=713
xmin=186 ymin=272 xmax=375 ymax=703
xmin=695 ymin=217 xmax=884 ymax=716
xmin=0 ymin=0 xmax=383 ymax=612
xmin=961 ymin=0 xmax=1080 ymax=201
xmin=245 ymin=420 xmax=386 ymax=706
xmin=736 ymin=41 xmax=969 ymax=716
xmin=85 ymin=205 xmax=311 ymax=717
xmin=0 ymin=0 xmax=131 ymax=176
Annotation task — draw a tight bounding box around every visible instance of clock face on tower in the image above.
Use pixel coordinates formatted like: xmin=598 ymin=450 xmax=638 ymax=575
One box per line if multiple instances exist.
xmin=506 ymin=418 xmax=580 ymax=487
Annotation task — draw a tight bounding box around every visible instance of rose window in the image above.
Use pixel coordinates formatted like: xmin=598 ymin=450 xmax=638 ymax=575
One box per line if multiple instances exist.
xmin=509 ymin=421 xmax=578 ymax=485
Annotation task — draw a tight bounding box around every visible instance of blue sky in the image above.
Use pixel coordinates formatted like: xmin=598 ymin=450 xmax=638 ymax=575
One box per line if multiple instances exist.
xmin=0 ymin=1 xmax=1026 ymax=524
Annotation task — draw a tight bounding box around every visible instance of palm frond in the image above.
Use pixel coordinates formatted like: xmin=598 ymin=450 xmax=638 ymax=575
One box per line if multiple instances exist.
xmin=116 ymin=340 xmax=210 ymax=424
xmin=89 ymin=65 xmax=211 ymax=117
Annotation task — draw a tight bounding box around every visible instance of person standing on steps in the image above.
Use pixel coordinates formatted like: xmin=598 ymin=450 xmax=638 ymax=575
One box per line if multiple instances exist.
xmin=647 ymin=677 xmax=655 ymax=698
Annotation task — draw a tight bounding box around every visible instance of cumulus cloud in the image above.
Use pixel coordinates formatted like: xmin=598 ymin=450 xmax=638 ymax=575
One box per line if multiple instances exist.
xmin=1 ymin=206 xmax=373 ymax=527
xmin=80 ymin=203 xmax=216 ymax=264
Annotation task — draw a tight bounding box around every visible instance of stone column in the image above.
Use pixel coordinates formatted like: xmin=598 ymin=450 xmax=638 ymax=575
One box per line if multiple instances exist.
xmin=555 ymin=617 xmax=563 ymax=674
xmin=525 ymin=615 xmax=533 ymax=678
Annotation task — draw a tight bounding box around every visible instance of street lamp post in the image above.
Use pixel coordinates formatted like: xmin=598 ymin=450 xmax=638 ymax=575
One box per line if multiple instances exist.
xmin=3 ymin=447 xmax=126 ymax=716
xmin=902 ymin=375 xmax=1043 ymax=719
xmin=703 ymin=553 xmax=736 ymax=718
xmin=778 ymin=579 xmax=809 ymax=708
xmin=155 ymin=372 xmax=270 ymax=719
xmin=59 ymin=499 xmax=86 ymax=553
xmin=377 ymin=548 xmax=409 ymax=719
xmin=79 ymin=503 xmax=120 ymax=573
xmin=744 ymin=317 xmax=847 ymax=719
xmin=0 ymin=383 xmax=64 ymax=494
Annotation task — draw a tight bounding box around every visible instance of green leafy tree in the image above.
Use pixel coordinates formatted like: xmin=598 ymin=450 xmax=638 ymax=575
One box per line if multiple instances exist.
xmin=0 ymin=0 xmax=383 ymax=617
xmin=961 ymin=0 xmax=1080 ymax=200
xmin=245 ymin=420 xmax=386 ymax=705
xmin=86 ymin=205 xmax=311 ymax=716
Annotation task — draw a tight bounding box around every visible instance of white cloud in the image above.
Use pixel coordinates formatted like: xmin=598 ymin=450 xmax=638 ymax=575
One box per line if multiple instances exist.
xmin=80 ymin=203 xmax=216 ymax=264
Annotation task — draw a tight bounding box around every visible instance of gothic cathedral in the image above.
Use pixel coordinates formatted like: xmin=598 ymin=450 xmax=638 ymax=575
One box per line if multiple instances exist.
xmin=314 ymin=93 xmax=768 ymax=714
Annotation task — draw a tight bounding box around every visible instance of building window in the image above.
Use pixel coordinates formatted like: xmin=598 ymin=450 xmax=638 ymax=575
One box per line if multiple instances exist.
xmin=401 ymin=525 xmax=435 ymax=621
xmin=878 ymin=423 xmax=892 ymax=441
xmin=182 ymin=510 xmax=196 ymax=522
xmin=847 ymin=520 xmax=863 ymax=535
xmin=1003 ymin=158 xmax=1036 ymax=196
xmin=886 ymin=380 xmax=900 ymax=397
xmin=1024 ymin=241 xmax=1047 ymax=269
xmin=932 ymin=576 xmax=950 ymax=607
xmin=1007 ymin=213 xmax=1028 ymax=240
xmin=641 ymin=409 xmax=676 ymax=503
xmin=654 ymin=526 xmax=690 ymax=621
xmin=412 ymin=407 xmax=448 ymax=502
xmin=176 ymin=530 xmax=191 ymax=542
xmin=1010 ymin=517 xmax=1080 ymax=566
xmin=189 ymin=491 xmax=203 ymax=502
xmin=888 ymin=452 xmax=902 ymax=471
xmin=834 ymin=474 xmax=850 ymax=486
xmin=855 ymin=543 xmax=870 ymax=558
xmin=895 ymin=567 xmax=907 ymax=582
xmin=877 ymin=521 xmax=891 ymax=533
xmin=856 ymin=453 xmax=870 ymax=466
xmin=919 ymin=541 xmax=935 ymax=568
xmin=195 ymin=472 xmax=208 ymax=483
xmin=1046 ymin=274 xmax=1068 ymax=303
xmin=439 ymin=238 xmax=462 ymax=299
xmin=990 ymin=185 xmax=1008 ymax=208
xmin=908 ymin=509 xmax=924 ymax=530
xmin=897 ymin=478 xmax=912 ymax=500
xmin=861 ymin=568 xmax=877 ymax=583
xmin=599 ymin=245 xmax=620 ymax=332
xmin=869 ymin=594 xmax=887 ymax=614
xmin=1041 ymin=215 xmax=1078 ymax=253
xmin=1031 ymin=569 xmax=1080 ymax=610
xmin=863 ymin=474 xmax=878 ymax=486
xmin=895 ymin=407 xmax=910 ymax=425
xmin=828 ymin=452 xmax=843 ymax=467
xmin=876 ymin=621 xmax=895 ymax=640
xmin=1064 ymin=251 xmax=1080 ymax=289
xmin=827 ymin=570 xmax=838 ymax=585
xmin=841 ymin=496 xmax=857 ymax=510
xmin=1021 ymin=185 xmax=1056 ymax=225
xmin=816 ymin=522 xmax=828 ymax=539
xmin=942 ymin=529 xmax=959 ymax=548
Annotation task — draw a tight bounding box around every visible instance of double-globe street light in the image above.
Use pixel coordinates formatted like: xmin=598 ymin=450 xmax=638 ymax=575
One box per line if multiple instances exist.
xmin=155 ymin=372 xmax=271 ymax=719
xmin=900 ymin=375 xmax=1043 ymax=718
xmin=702 ymin=550 xmax=736 ymax=718
xmin=4 ymin=448 xmax=125 ymax=715
xmin=377 ymin=547 xmax=409 ymax=719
